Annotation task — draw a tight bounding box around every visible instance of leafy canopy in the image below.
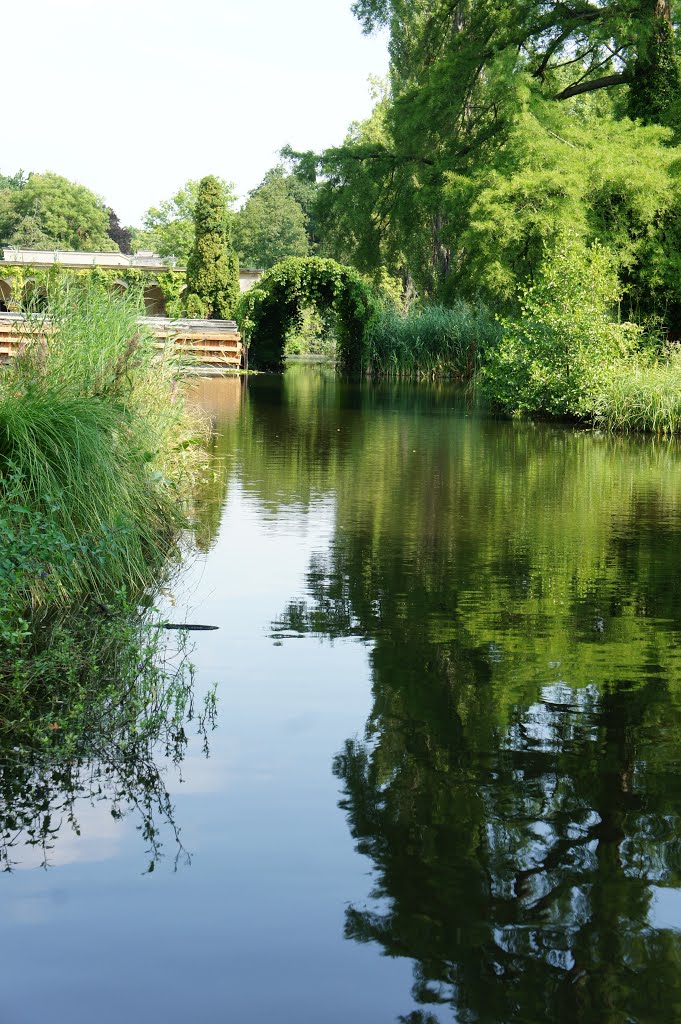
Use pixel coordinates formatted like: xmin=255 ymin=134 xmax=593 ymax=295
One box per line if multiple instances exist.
xmin=233 ymin=167 xmax=309 ymax=269
xmin=479 ymin=234 xmax=642 ymax=416
xmin=312 ymin=0 xmax=681 ymax=329
xmin=0 ymin=172 xmax=118 ymax=252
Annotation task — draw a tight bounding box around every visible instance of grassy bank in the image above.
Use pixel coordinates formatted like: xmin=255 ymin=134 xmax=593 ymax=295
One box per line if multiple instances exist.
xmin=0 ymin=282 xmax=215 ymax=867
xmin=0 ymin=282 xmax=207 ymax=642
xmin=590 ymin=349 xmax=681 ymax=434
xmin=357 ymin=237 xmax=681 ymax=435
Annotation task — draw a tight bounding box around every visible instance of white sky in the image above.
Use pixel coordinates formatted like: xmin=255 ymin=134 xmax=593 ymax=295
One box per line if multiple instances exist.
xmin=3 ymin=0 xmax=387 ymax=225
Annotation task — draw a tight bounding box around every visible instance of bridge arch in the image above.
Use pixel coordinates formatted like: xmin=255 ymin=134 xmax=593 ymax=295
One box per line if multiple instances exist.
xmin=0 ymin=279 xmax=13 ymax=312
xmin=238 ymin=257 xmax=378 ymax=370
xmin=143 ymin=283 xmax=166 ymax=316
xmin=22 ymin=279 xmax=48 ymax=312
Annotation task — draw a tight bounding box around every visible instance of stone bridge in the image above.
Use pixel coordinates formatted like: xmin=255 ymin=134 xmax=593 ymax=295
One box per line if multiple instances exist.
xmin=0 ymin=248 xmax=261 ymax=317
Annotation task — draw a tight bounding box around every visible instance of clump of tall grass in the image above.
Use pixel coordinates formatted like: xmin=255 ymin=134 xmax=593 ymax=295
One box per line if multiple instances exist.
xmin=590 ymin=347 xmax=681 ymax=434
xmin=364 ymin=301 xmax=501 ymax=379
xmin=0 ymin=281 xmax=207 ymax=619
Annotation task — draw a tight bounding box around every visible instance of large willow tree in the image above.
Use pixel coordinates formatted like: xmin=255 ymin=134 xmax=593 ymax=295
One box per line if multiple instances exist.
xmin=311 ymin=0 xmax=681 ymax=327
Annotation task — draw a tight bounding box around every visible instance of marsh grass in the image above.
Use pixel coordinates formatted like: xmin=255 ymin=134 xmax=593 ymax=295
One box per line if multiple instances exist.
xmin=365 ymin=301 xmax=501 ymax=379
xmin=0 ymin=281 xmax=208 ymax=619
xmin=591 ymin=348 xmax=681 ymax=434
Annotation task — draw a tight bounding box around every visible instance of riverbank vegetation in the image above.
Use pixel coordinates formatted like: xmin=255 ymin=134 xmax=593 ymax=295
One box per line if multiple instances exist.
xmin=0 ymin=283 xmax=214 ymax=869
xmin=0 ymin=282 xmax=207 ymax=649
xmin=364 ymin=301 xmax=501 ymax=380
xmin=275 ymin=0 xmax=681 ymax=430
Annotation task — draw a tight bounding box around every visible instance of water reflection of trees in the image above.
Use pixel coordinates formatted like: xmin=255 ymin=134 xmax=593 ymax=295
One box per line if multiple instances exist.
xmin=279 ymin=541 xmax=681 ymax=1020
xmin=266 ymin=371 xmax=681 ymax=1021
xmin=187 ymin=366 xmax=681 ymax=1017
xmin=0 ymin=612 xmax=215 ymax=872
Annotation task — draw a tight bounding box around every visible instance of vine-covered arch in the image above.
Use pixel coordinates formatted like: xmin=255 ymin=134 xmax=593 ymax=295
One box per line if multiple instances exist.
xmin=237 ymin=257 xmax=378 ymax=370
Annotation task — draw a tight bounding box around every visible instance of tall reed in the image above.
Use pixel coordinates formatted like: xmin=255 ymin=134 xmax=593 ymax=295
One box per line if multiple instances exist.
xmin=0 ymin=281 xmax=207 ymax=615
xmin=365 ymin=301 xmax=501 ymax=379
xmin=590 ymin=348 xmax=681 ymax=434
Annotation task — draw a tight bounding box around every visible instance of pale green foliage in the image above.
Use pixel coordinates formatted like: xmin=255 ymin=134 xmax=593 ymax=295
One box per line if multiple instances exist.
xmin=442 ymin=90 xmax=680 ymax=309
xmin=591 ymin=348 xmax=681 ymax=434
xmin=0 ymin=172 xmax=117 ymax=251
xmin=234 ymin=167 xmax=309 ymax=268
xmin=479 ymin=236 xmax=642 ymax=417
xmin=135 ymin=178 xmax=236 ymax=262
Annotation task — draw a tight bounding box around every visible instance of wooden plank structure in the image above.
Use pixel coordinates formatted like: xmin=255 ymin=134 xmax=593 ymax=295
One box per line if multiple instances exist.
xmin=0 ymin=313 xmax=244 ymax=369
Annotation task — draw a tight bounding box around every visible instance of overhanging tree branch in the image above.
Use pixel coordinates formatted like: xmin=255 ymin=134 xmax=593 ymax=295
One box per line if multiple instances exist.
xmin=555 ymin=72 xmax=630 ymax=99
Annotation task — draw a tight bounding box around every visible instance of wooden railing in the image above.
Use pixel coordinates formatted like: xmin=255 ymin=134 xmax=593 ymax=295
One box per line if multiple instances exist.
xmin=0 ymin=313 xmax=244 ymax=369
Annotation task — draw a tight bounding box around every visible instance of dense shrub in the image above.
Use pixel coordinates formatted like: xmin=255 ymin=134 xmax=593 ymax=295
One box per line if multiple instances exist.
xmin=185 ymin=175 xmax=240 ymax=319
xmin=478 ymin=237 xmax=643 ymax=417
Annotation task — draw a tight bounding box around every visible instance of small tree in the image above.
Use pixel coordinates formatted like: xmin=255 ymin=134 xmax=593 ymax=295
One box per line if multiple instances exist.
xmin=479 ymin=236 xmax=642 ymax=418
xmin=185 ymin=176 xmax=239 ymax=319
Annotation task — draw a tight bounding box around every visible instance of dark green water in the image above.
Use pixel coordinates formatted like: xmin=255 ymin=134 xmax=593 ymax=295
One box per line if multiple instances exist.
xmin=2 ymin=364 xmax=681 ymax=1023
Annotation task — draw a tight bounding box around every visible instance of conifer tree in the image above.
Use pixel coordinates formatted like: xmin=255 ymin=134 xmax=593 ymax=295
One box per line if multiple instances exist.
xmin=185 ymin=175 xmax=239 ymax=319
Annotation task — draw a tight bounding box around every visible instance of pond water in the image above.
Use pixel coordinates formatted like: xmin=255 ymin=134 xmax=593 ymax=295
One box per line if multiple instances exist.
xmin=3 ymin=363 xmax=681 ymax=1023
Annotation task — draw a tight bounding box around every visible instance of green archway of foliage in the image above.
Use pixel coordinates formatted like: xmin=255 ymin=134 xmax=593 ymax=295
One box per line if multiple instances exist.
xmin=237 ymin=256 xmax=378 ymax=370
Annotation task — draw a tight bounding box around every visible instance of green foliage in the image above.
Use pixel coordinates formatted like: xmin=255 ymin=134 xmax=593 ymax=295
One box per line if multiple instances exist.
xmin=233 ymin=167 xmax=309 ymax=268
xmin=315 ymin=90 xmax=418 ymax=291
xmin=478 ymin=236 xmax=642 ymax=417
xmin=629 ymin=7 xmax=681 ymax=128
xmin=311 ymin=0 xmax=681 ymax=331
xmin=0 ymin=169 xmax=27 ymax=191
xmin=0 ymin=283 xmax=207 ymax=618
xmin=134 ymin=177 xmax=236 ymax=263
xmin=0 ymin=263 xmax=187 ymax=319
xmin=441 ymin=94 xmax=681 ymax=315
xmin=591 ymin=346 xmax=681 ymax=433
xmin=278 ymin=147 xmax=323 ymax=251
xmin=237 ymin=256 xmax=379 ymax=370
xmin=185 ymin=175 xmax=240 ymax=319
xmin=284 ymin=307 xmax=336 ymax=357
xmin=0 ymin=172 xmax=118 ymax=251
xmin=365 ymin=300 xmax=501 ymax=378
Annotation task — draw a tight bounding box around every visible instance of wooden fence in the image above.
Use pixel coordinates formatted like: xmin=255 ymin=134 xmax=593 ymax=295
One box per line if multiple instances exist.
xmin=0 ymin=313 xmax=244 ymax=369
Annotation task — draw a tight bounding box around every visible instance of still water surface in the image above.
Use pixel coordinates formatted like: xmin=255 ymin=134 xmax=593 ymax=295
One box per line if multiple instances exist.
xmin=3 ymin=364 xmax=681 ymax=1022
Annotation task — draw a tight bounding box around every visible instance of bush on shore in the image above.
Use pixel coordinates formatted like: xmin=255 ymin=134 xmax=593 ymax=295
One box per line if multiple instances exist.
xmin=477 ymin=237 xmax=643 ymax=418
xmin=591 ymin=347 xmax=681 ymax=434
